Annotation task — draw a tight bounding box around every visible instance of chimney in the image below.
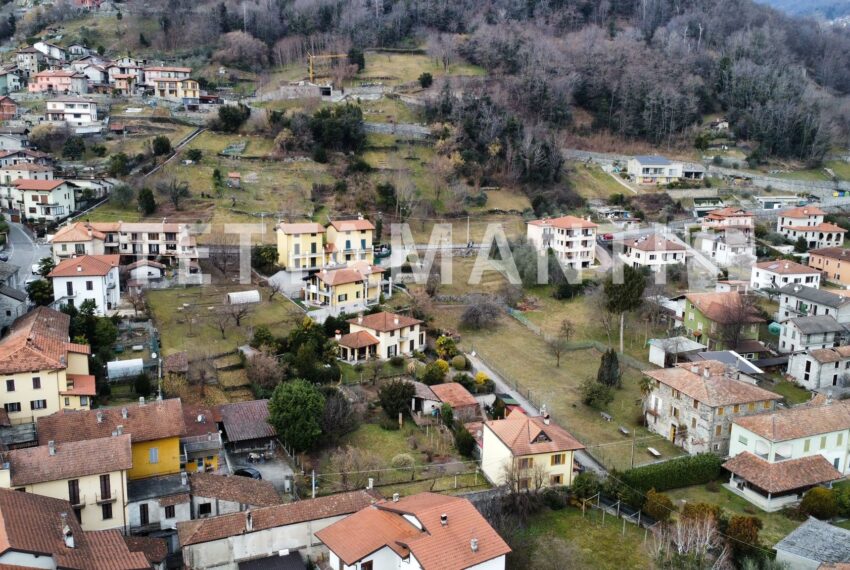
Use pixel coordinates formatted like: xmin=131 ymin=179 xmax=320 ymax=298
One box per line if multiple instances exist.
xmin=392 ymin=493 xmax=399 ymax=502
xmin=357 ymin=314 xmax=363 ymax=325
xmin=96 ymin=411 xmax=103 ymax=423
xmin=440 ymin=513 xmax=448 ymax=526
xmin=471 ymin=538 xmax=479 ymax=553
xmin=703 ymin=368 xmax=710 ymax=379
xmin=139 ymin=396 xmax=145 ymax=406
xmin=181 ymin=471 xmax=188 ymax=486
xmin=367 ymin=478 xmax=373 ymax=490
xmin=393 ymin=316 xmax=399 ymax=326
xmin=543 ymin=413 xmax=550 ymax=426
xmin=197 ymin=414 xmax=205 ymax=423
xmin=690 ymin=365 xmax=699 ymax=374
xmin=76 ymin=265 xmax=81 ymax=272
xmin=61 ymin=513 xmax=74 ymax=548
xmin=121 ymin=407 xmax=128 ymax=419
xmin=116 ymin=425 xmax=123 ymax=435
xmin=48 ymin=440 xmax=55 ymax=456
xmin=334 ymin=329 xmax=341 ymax=341
xmin=246 ymin=511 xmax=253 ymax=533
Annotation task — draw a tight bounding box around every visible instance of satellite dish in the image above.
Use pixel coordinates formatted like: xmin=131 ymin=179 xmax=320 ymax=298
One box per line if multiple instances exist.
xmin=151 ymin=352 xmax=157 ymax=359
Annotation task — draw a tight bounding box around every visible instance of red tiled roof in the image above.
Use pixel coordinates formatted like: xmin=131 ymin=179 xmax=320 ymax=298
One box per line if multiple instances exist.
xmin=780 ymin=206 xmax=827 ymax=218
xmin=13 ymin=178 xmax=66 ymax=191
xmin=278 ymin=222 xmax=324 ymax=234
xmin=337 ymin=330 xmax=379 ymax=349
xmin=622 ymin=234 xmax=686 ymax=252
xmin=723 ymin=452 xmax=842 ymax=493
xmin=37 ymin=398 xmax=186 ymax=445
xmin=49 ymin=255 xmax=119 ymax=277
xmin=484 ymin=409 xmax=584 ymax=456
xmin=733 ymin=400 xmax=850 ymax=442
xmin=329 ymin=218 xmax=375 ymax=231
xmin=782 ymin=222 xmax=846 ymax=233
xmin=317 ymin=493 xmax=511 ymax=570
xmin=123 ymin=536 xmax=167 ymax=565
xmin=217 ymin=400 xmax=275 ymax=442
xmin=755 ymin=260 xmax=820 ymax=275
xmin=706 ymin=207 xmax=753 ymax=219
xmin=810 ymin=247 xmax=850 ymax=261
xmin=5 ymin=435 xmax=132 ymax=486
xmin=0 ymin=307 xmax=80 ymax=375
xmin=189 ymin=473 xmax=282 ymax=508
xmin=50 ymin=222 xmax=107 ymax=243
xmin=315 ymin=267 xmax=365 ymax=286
xmin=430 ymin=382 xmax=478 ymax=409
xmin=182 ymin=403 xmax=221 ymax=437
xmin=644 ymin=362 xmax=781 ymax=407
xmin=60 ymin=374 xmax=96 ymax=396
xmin=348 ymin=311 xmax=422 ymax=332
xmin=686 ymin=292 xmax=764 ymax=324
xmin=528 ymin=215 xmax=597 ymax=230
xmin=177 ymin=490 xmax=377 ymax=546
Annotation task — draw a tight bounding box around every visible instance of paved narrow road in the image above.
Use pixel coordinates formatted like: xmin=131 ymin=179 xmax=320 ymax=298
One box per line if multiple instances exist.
xmin=466 ymin=353 xmax=607 ymax=475
xmin=5 ymin=222 xmax=50 ymax=284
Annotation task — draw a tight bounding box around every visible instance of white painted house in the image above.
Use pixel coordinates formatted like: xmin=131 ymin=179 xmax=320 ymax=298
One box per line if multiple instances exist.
xmin=725 ymin=398 xmax=849 ymax=511
xmin=527 ymin=215 xmax=597 ymax=269
xmin=316 ymin=493 xmax=511 ymax=570
xmin=337 ymin=311 xmax=425 ymax=362
xmin=776 ymin=284 xmax=850 ymax=323
xmin=626 ymin=155 xmax=705 ymax=184
xmin=779 ymin=315 xmax=847 ymax=354
xmin=776 ymin=206 xmax=846 ymax=250
xmin=46 ymin=97 xmax=99 ymax=126
xmin=619 ymin=234 xmax=687 ymax=271
xmin=13 ymin=178 xmax=76 ymax=222
xmin=750 ymin=260 xmax=821 ymax=291
xmin=787 ymin=345 xmax=850 ymax=391
xmin=48 ymin=254 xmax=120 ymax=314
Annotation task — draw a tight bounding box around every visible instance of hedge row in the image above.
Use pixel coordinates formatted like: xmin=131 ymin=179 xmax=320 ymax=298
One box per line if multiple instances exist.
xmin=621 ymin=453 xmax=723 ymax=493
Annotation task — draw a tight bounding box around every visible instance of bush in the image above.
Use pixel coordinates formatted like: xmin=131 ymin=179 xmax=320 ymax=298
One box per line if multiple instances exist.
xmin=542 ymin=487 xmax=567 ymax=510
xmin=454 ymin=373 xmax=474 ymax=393
xmin=391 ymin=453 xmax=415 ymax=470
xmin=133 ymin=374 xmax=152 ymax=397
xmin=435 ymin=359 xmax=450 ymax=375
xmin=379 ymin=416 xmax=401 ymax=431
xmin=643 ymin=489 xmax=675 ymax=522
xmin=389 ymin=355 xmax=405 ymax=367
xmin=378 ymin=379 xmax=415 ymax=418
xmin=440 ymin=403 xmax=454 ymax=427
xmin=436 ymin=336 xmax=458 ymax=359
xmin=421 ymin=361 xmax=446 ymax=385
xmin=570 ymin=471 xmax=601 ymax=500
xmin=454 ymin=426 xmax=476 ymax=457
xmin=580 ymin=378 xmax=613 ymax=409
xmin=621 ymin=454 xmax=723 ymax=493
xmin=152 ymin=135 xmax=172 ymax=156
xmin=800 ymin=487 xmax=838 ymax=520
xmin=451 ymin=355 xmax=467 ymax=370
xmin=186 ymin=148 xmax=203 ymax=162
xmin=460 ymin=297 xmax=502 ymax=330
xmin=419 ymin=72 xmax=433 ymax=88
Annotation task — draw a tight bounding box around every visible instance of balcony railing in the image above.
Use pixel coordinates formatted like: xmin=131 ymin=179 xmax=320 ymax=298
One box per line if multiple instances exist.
xmin=96 ymin=493 xmax=116 ymax=504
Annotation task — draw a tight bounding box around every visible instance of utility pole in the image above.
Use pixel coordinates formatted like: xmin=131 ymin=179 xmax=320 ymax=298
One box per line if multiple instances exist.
xmin=242 ymin=2 xmax=247 ymax=33
xmin=630 ymin=429 xmax=636 ymax=469
xmin=311 ymin=469 xmax=316 ymax=499
xmin=466 ymin=215 xmax=470 ymax=245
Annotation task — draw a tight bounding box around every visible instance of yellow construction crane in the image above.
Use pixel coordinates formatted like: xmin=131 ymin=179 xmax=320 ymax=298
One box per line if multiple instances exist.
xmin=307 ymin=53 xmax=348 ymax=82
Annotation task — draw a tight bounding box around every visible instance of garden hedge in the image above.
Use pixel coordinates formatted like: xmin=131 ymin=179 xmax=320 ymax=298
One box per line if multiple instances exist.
xmin=621 ymin=453 xmax=723 ymax=493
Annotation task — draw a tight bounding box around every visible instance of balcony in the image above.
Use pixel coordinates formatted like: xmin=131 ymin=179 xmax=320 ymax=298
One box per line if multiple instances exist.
xmin=69 ymin=496 xmax=85 ymax=508
xmin=96 ymin=493 xmax=116 ymax=504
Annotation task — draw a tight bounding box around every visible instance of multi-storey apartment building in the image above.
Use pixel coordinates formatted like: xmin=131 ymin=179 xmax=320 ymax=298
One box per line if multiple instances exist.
xmin=526 ymin=215 xmax=597 ymax=269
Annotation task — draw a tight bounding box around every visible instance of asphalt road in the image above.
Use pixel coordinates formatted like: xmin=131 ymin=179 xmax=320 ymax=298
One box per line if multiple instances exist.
xmin=4 ymin=222 xmax=51 ymax=284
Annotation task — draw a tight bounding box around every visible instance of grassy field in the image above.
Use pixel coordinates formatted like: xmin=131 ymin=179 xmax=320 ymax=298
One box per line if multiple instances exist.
xmin=339 ymin=359 xmax=410 ymax=384
xmin=568 ymin=162 xmax=632 ymax=200
xmin=768 ymin=380 xmax=812 ymax=405
xmin=433 ymin=309 xmax=683 ymax=470
xmin=666 ymin=484 xmax=801 ymax=547
xmin=525 ymin=507 xmax=652 ymax=569
xmin=104 ymin=121 xmax=197 ymax=157
xmin=146 ymin=286 xmax=302 ymax=356
xmin=360 ymin=97 xmax=422 ymax=124
xmin=773 ymin=160 xmax=850 ymax=182
xmin=470 ymin=189 xmax=531 ymax=212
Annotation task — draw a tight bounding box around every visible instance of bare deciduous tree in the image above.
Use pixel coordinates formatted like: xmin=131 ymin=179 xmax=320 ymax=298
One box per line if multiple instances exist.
xmin=717 ymin=293 xmax=761 ymax=351
xmin=226 ymin=303 xmax=254 ymax=327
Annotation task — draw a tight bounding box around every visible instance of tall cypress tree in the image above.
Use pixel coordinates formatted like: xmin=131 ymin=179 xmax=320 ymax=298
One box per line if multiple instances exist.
xmin=597 ymin=349 xmax=621 ymax=388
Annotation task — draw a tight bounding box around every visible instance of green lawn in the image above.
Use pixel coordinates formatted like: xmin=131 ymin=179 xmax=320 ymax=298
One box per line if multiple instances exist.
xmin=146 ymin=286 xmax=302 ymax=356
xmin=339 ymin=359 xmax=411 ymax=384
xmin=768 ymin=380 xmax=812 ymax=406
xmin=666 ymin=484 xmax=802 ymax=546
xmin=568 ymin=162 xmax=632 ymax=200
xmin=524 ymin=507 xmax=652 ymax=569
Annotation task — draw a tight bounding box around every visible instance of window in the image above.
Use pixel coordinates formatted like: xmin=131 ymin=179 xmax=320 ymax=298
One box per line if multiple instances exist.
xmin=839 ymin=433 xmax=844 ymax=446
xmin=518 ymin=457 xmax=533 ymax=470
xmin=86 ymin=280 xmax=93 ymax=291
xmin=733 ymin=405 xmax=740 ymax=414
xmin=139 ymin=504 xmax=149 ymax=526
xmin=337 ymin=294 xmax=347 ymax=303
xmin=691 ymin=417 xmax=696 ymax=429
xmin=66 ymin=282 xmax=73 ymax=296
xmin=80 ymin=396 xmax=88 ymax=406
xmin=102 ymin=503 xmax=112 ymax=520
xmin=748 ymin=403 xmax=755 ymax=411
xmin=64 ymin=397 xmax=70 ymax=406
xmin=804 ymin=439 xmax=811 ymax=452
xmin=198 ymin=503 xmax=212 ymax=516
xmin=738 ymin=435 xmax=748 ymax=445
xmin=361 ymin=562 xmax=373 ymax=570
xmin=30 ymin=399 xmax=47 ymax=410
xmin=68 ymin=479 xmax=80 ymax=506
xmin=693 ymin=399 xmax=699 ymax=409
xmin=4 ymin=402 xmax=20 ymax=413
xmin=717 ymin=407 xmax=724 ymax=416
xmin=100 ymin=474 xmax=111 ymax=500
xmin=715 ymin=425 xmax=722 ymax=437
xmin=149 ymin=447 xmax=159 ymax=464
xmin=32 ymin=377 xmax=40 ymax=389
xmin=165 ymin=505 xmax=175 ymax=519
xmin=763 ymin=401 xmax=771 ymax=409
xmin=550 ymin=453 xmax=565 ymax=466
xmin=550 ymin=474 xmax=564 ymax=485
xmin=820 ymin=436 xmax=827 ymax=450
xmin=5 ymin=379 xmax=13 ymax=392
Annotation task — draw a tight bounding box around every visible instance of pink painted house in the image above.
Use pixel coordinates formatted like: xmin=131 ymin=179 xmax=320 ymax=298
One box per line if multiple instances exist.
xmin=28 ymin=70 xmax=88 ymax=94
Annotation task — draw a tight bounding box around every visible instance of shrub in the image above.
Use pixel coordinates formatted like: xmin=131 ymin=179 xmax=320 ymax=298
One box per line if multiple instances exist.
xmin=621 ymin=454 xmax=723 ymax=493
xmin=419 ymin=72 xmax=433 ymax=88
xmin=580 ymin=378 xmax=613 ymax=409
xmin=440 ymin=403 xmax=454 ymax=427
xmin=542 ymin=487 xmax=567 ymax=510
xmin=436 ymin=336 xmax=459 ymax=359
xmin=391 ymin=453 xmax=415 ymax=470
xmin=379 ymin=416 xmax=400 ymax=431
xmin=133 ymin=374 xmax=152 ymax=397
xmin=435 ymin=359 xmax=450 ymax=375
xmin=378 ymin=379 xmax=415 ymax=418
xmin=420 ymin=361 xmax=446 ymax=385
xmin=800 ymin=487 xmax=838 ymax=520
xmin=643 ymin=489 xmax=675 ymax=522
xmin=474 ymin=371 xmax=490 ymax=385
xmin=454 ymin=373 xmax=474 ymax=393
xmin=454 ymin=426 xmax=476 ymax=457
xmin=451 ymin=355 xmax=467 ymax=370
xmin=186 ymin=148 xmax=203 ymax=162
xmin=570 ymin=471 xmax=601 ymax=500
xmin=152 ymin=135 xmax=172 ymax=156
xmin=389 ymin=355 xmax=405 ymax=367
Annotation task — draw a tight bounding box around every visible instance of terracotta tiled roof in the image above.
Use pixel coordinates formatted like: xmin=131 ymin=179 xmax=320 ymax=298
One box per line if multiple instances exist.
xmin=809 ymin=345 xmax=850 ymax=364
xmin=0 ymin=163 xmax=50 ymax=172
xmin=5 ymin=435 xmax=132 ymax=486
xmin=145 ymin=66 xmax=192 ymax=72
xmin=733 ymin=400 xmax=850 ymax=442
xmin=329 ymin=218 xmax=375 ymax=231
xmin=810 ymin=247 xmax=850 ymax=261
xmin=182 ymin=403 xmax=221 ymax=437
xmin=348 ymin=311 xmax=422 ymax=332
xmin=316 ymin=267 xmax=365 ymax=286
xmin=337 ymin=330 xmax=379 ymax=349
xmin=177 ymin=490 xmax=377 ymax=547
xmin=780 ymin=206 xmax=827 ymax=218
xmin=755 ymin=260 xmax=819 ymax=275
xmin=622 ymin=234 xmax=685 ymax=252
xmin=37 ymin=398 xmax=186 ymax=445
xmin=317 ymin=493 xmax=511 ymax=570
xmin=164 ymin=351 xmax=188 ymax=374
xmin=13 ymin=178 xmax=67 ymax=191
xmin=685 ymin=292 xmax=764 ymax=324
xmin=189 ymin=473 xmax=282 ymax=507
xmin=705 ymin=207 xmax=753 ymax=219
xmin=0 ymin=307 xmax=80 ymax=375
xmin=644 ymin=362 xmax=781 ymax=407
xmin=485 ymin=409 xmax=584 ymax=456
xmin=430 ymin=383 xmax=478 ymax=409
xmin=781 ymin=222 xmax=846 ymax=233
xmin=217 ymin=400 xmax=275 ymax=442
xmin=158 ymin=493 xmax=190 ymax=507
xmin=528 ymin=215 xmax=597 ymax=230
xmin=278 ymin=222 xmax=324 ymax=234
xmin=50 ymin=222 xmax=106 ymax=243
xmin=49 ymin=255 xmax=119 ymax=278
xmin=723 ymin=452 xmax=842 ymax=493
xmin=0 ymin=489 xmax=150 ymax=569
xmin=59 ymin=374 xmax=96 ymax=396
xmin=123 ymin=536 xmax=167 ymax=564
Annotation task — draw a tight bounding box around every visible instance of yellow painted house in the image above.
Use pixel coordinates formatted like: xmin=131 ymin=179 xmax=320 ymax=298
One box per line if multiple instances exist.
xmin=326 ymin=217 xmax=375 ymax=265
xmin=303 ymin=261 xmax=388 ymax=312
xmin=276 ymin=222 xmax=325 ymax=270
xmin=0 ymin=307 xmax=95 ymax=425
xmin=481 ymin=409 xmax=585 ymax=489
xmin=37 ymin=398 xmax=186 ymax=481
xmin=0 ymin=435 xmax=132 ymax=531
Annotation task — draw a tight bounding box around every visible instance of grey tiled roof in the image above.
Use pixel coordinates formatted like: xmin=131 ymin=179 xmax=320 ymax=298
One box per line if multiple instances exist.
xmin=774 ymin=517 xmax=850 ymax=564
xmin=789 ymin=315 xmax=847 ymax=334
xmin=779 ymin=284 xmax=850 ymax=309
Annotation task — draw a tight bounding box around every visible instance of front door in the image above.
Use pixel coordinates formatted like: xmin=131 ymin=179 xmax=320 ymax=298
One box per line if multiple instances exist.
xmin=670 ymin=424 xmax=678 ymax=442
xmin=139 ymin=503 xmax=149 ymax=526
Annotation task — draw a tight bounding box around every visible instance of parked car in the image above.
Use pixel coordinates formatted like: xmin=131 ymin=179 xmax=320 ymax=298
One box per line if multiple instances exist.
xmin=233 ymin=467 xmax=262 ymax=479
xmin=0 ymin=253 xmax=8 ymax=262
